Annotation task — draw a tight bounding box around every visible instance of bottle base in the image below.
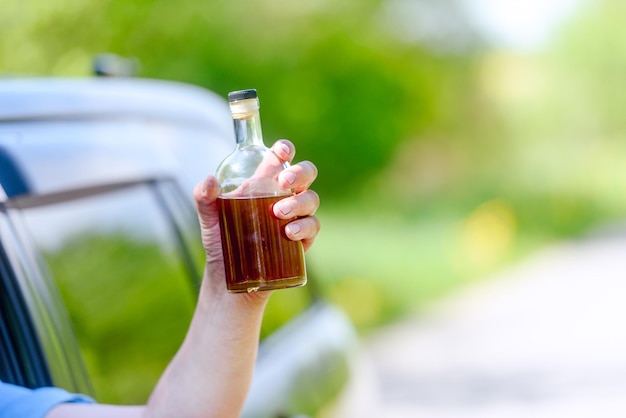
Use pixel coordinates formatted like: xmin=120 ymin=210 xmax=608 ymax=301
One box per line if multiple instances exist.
xmin=227 ymin=276 xmax=307 ymax=293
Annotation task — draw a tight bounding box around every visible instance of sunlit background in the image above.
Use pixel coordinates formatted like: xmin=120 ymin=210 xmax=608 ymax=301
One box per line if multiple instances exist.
xmin=4 ymin=0 xmax=626 ymax=415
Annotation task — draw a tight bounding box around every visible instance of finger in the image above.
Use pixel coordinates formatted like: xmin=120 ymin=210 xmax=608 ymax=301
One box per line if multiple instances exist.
xmin=193 ymin=175 xmax=220 ymax=232
xmin=284 ymin=216 xmax=320 ymax=252
xmin=244 ymin=140 xmax=294 ymax=190
xmin=278 ymin=160 xmax=318 ymax=193
xmin=273 ymin=190 xmax=320 ymax=219
xmin=271 ymin=139 xmax=295 ymax=164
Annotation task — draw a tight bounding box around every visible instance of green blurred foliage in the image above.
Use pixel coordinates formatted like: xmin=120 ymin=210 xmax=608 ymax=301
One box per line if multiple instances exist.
xmin=2 ymin=0 xmax=479 ymax=203
xmin=45 ymin=234 xmax=195 ymax=404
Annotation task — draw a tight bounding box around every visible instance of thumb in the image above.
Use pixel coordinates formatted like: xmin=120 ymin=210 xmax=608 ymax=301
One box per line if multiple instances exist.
xmin=194 ymin=175 xmax=220 ymax=232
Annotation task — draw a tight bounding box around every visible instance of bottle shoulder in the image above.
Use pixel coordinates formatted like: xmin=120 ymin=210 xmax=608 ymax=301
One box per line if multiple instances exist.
xmin=215 ymin=145 xmax=270 ymax=174
xmin=215 ymin=145 xmax=288 ymax=197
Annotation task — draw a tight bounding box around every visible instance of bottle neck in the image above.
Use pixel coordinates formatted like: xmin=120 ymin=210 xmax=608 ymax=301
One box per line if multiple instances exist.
xmin=233 ymin=111 xmax=264 ymax=146
xmin=230 ymin=97 xmax=264 ymax=147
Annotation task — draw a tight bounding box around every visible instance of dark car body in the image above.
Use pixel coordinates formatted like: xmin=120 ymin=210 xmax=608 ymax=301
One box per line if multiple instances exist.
xmin=0 ymin=78 xmax=358 ymax=417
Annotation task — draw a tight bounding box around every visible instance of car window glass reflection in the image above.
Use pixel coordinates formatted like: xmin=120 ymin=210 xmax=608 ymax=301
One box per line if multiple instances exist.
xmin=19 ymin=185 xmax=195 ymax=404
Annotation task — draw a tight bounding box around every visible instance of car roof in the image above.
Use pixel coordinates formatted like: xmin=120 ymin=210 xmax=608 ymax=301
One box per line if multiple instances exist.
xmin=0 ymin=77 xmax=233 ymax=202
xmin=0 ymin=77 xmax=230 ymax=125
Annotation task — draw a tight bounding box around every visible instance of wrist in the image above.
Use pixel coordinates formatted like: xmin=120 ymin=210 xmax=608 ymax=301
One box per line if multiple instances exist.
xmin=198 ymin=265 xmax=272 ymax=316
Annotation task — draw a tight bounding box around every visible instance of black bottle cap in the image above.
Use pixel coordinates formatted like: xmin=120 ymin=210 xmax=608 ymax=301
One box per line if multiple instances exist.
xmin=228 ymin=89 xmax=257 ymax=102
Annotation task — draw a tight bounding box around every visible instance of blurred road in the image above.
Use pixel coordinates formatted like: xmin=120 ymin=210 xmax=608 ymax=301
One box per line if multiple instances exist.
xmin=361 ymin=229 xmax=626 ymax=417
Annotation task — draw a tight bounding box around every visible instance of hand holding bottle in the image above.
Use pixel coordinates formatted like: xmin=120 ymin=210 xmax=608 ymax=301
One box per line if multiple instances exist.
xmin=214 ymin=89 xmax=318 ymax=293
xmin=195 ymin=139 xmax=319 ymax=293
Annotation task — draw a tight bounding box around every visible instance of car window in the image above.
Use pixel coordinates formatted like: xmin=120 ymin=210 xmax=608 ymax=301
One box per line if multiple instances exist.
xmin=16 ymin=182 xmax=196 ymax=404
xmin=1 ymin=205 xmax=59 ymax=389
xmin=0 ymin=248 xmax=51 ymax=388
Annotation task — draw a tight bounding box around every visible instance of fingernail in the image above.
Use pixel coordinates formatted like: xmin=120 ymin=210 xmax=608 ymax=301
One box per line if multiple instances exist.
xmin=279 ymin=143 xmax=290 ymax=157
xmin=275 ymin=201 xmax=293 ymax=216
xmin=286 ymin=222 xmax=301 ymax=236
xmin=282 ymin=171 xmax=296 ymax=185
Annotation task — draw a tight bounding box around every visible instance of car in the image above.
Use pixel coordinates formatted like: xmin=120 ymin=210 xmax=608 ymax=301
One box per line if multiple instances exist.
xmin=0 ymin=76 xmax=361 ymax=417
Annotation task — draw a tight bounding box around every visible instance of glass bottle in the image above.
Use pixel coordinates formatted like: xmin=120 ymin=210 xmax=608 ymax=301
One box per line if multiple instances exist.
xmin=215 ymin=89 xmax=307 ymax=293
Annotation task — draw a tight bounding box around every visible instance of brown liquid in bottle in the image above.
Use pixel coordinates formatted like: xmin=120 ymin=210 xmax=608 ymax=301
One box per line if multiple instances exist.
xmin=217 ymin=195 xmax=307 ymax=293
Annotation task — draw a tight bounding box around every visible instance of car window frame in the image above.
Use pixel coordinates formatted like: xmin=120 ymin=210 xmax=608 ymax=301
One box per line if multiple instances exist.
xmin=0 ymin=205 xmax=53 ymax=388
xmin=150 ymin=179 xmax=203 ymax=290
xmin=1 ymin=197 xmax=95 ymax=394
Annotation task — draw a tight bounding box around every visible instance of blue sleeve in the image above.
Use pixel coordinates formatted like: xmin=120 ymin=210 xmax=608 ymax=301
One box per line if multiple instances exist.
xmin=0 ymin=381 xmax=94 ymax=418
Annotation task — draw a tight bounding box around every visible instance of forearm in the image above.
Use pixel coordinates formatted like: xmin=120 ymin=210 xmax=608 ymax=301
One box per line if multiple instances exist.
xmin=47 ymin=405 xmax=145 ymax=418
xmin=145 ymin=267 xmax=269 ymax=418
